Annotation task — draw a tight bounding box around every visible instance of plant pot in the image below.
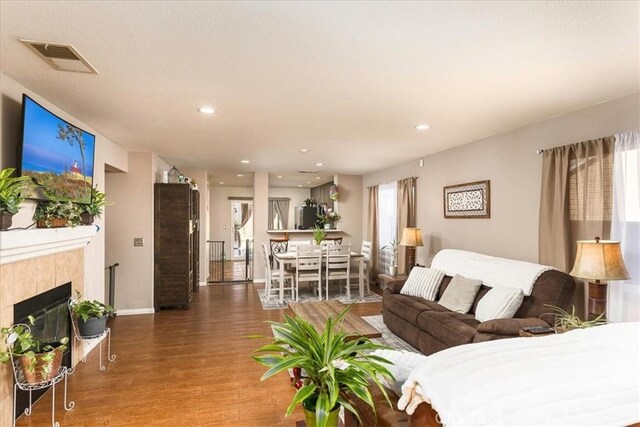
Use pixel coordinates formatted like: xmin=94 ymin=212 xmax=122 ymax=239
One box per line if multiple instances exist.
xmin=78 ymin=315 xmax=108 ymax=337
xmin=80 ymin=213 xmax=95 ymax=225
xmin=0 ymin=212 xmax=13 ymax=231
xmin=37 ymin=218 xmax=69 ymax=228
xmin=303 ymin=407 xmax=340 ymax=427
xmin=17 ymin=347 xmax=64 ymax=384
xmin=389 ymin=266 xmax=398 ymax=276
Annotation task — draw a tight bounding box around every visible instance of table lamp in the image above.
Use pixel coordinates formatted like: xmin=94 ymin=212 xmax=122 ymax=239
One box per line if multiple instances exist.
xmin=569 ymin=237 xmax=630 ymax=320
xmin=400 ymin=227 xmax=424 ymax=273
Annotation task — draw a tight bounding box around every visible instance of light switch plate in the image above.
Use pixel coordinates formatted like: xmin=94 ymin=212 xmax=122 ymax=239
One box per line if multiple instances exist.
xmin=134 ymin=237 xmax=144 ymax=247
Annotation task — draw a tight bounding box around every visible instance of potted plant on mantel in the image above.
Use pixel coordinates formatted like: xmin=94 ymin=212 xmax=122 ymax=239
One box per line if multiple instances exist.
xmin=0 ymin=316 xmax=69 ymax=384
xmin=251 ymin=306 xmax=394 ymax=427
xmin=0 ymin=167 xmax=32 ymax=231
xmin=312 ymin=225 xmax=326 ymax=245
xmin=382 ymin=239 xmax=399 ymax=276
xmin=70 ymin=293 xmax=117 ymax=337
xmin=33 ymin=200 xmax=81 ymax=228
xmin=78 ymin=185 xmax=112 ymax=225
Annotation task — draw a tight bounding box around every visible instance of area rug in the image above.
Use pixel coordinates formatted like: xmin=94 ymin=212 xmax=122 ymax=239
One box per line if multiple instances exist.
xmin=363 ymin=315 xmax=418 ymax=353
xmin=257 ymin=286 xmax=382 ymax=310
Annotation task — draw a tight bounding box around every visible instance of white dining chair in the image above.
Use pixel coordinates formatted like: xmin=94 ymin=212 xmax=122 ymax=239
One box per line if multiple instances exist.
xmin=295 ymin=245 xmax=323 ymax=301
xmin=289 ymin=240 xmax=312 ymax=253
xmin=261 ymin=243 xmax=294 ymax=301
xmin=349 ymin=240 xmax=372 ymax=296
xmin=325 ymin=244 xmax=351 ymax=300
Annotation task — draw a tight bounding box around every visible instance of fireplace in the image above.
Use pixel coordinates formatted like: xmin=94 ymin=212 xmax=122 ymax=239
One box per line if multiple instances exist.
xmin=12 ymin=283 xmax=72 ymax=421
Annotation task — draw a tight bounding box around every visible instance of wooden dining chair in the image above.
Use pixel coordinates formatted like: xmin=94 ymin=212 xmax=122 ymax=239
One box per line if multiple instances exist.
xmin=261 ymin=243 xmax=294 ymax=301
xmin=295 ymin=245 xmax=323 ymax=301
xmin=325 ymin=244 xmax=351 ymax=300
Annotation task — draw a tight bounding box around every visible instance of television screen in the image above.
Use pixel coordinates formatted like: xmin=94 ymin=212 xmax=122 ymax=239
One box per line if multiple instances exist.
xmin=20 ymin=94 xmax=96 ymax=204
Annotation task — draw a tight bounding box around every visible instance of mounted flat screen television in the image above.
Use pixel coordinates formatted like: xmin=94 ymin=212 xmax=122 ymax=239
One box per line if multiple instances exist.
xmin=20 ymin=94 xmax=96 ymax=204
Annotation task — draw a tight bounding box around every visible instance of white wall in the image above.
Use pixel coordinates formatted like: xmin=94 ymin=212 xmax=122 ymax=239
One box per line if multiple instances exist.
xmin=209 ymin=186 xmax=253 ymax=260
xmin=335 ymin=174 xmax=363 ymax=250
xmin=268 ymin=186 xmax=310 ymax=229
xmin=181 ymin=168 xmax=210 ymax=285
xmin=0 ymin=73 xmax=128 ymax=305
xmin=253 ymin=172 xmax=269 ymax=282
xmin=363 ymin=93 xmax=640 ymax=315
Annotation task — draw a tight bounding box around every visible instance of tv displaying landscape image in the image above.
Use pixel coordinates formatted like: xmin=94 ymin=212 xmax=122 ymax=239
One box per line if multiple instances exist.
xmin=20 ymin=95 xmax=96 ymax=204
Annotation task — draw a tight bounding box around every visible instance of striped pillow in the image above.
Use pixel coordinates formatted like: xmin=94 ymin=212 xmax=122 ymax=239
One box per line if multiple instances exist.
xmin=400 ymin=267 xmax=446 ymax=301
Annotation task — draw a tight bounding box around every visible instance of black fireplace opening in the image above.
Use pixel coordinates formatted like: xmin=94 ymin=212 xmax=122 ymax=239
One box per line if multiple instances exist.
xmin=13 ymin=282 xmax=72 ymax=421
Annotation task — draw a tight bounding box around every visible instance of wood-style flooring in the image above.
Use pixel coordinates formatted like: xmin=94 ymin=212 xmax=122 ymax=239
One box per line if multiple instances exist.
xmin=16 ymin=283 xmax=382 ymax=426
xmin=209 ymin=260 xmax=252 ymax=282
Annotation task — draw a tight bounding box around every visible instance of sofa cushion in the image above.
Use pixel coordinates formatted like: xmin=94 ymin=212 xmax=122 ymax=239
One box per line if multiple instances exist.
xmin=438 ymin=274 xmax=482 ymax=314
xmin=400 ymin=267 xmax=446 ymax=301
xmin=383 ymin=294 xmax=449 ymax=324
xmin=475 ymin=286 xmax=525 ymax=322
xmin=417 ymin=311 xmax=479 ymax=347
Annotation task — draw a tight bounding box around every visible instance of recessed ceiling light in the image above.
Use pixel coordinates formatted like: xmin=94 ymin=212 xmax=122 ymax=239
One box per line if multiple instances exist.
xmin=307 ymin=181 xmax=312 ymax=184
xmin=300 ymin=148 xmax=310 ymax=153
xmin=315 ymin=162 xmax=324 ymax=167
xmin=197 ymin=106 xmax=216 ymax=114
xmin=414 ymin=124 xmax=430 ymax=130
xmin=315 ymin=176 xmax=321 ymax=180
xmin=219 ymin=181 xmax=225 ymax=184
xmin=240 ymin=160 xmax=250 ymax=164
xmin=298 ymin=184 xmax=303 ymax=187
xmin=277 ymin=175 xmax=284 ymax=179
xmin=237 ymin=174 xmax=244 ymax=177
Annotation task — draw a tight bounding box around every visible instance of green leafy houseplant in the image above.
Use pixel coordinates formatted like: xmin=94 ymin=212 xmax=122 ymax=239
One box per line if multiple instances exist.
xmin=251 ymin=306 xmax=395 ymax=427
xmin=0 ymin=168 xmax=32 ymax=230
xmin=543 ymin=305 xmax=608 ymax=332
xmin=304 ymin=198 xmax=316 ymax=207
xmin=317 ymin=209 xmax=341 ymax=230
xmin=0 ymin=316 xmax=69 ymax=384
xmin=312 ymin=225 xmax=327 ymax=245
xmin=33 ymin=200 xmax=81 ymax=228
xmin=71 ymin=292 xmax=116 ymax=337
xmin=78 ymin=185 xmax=112 ymax=224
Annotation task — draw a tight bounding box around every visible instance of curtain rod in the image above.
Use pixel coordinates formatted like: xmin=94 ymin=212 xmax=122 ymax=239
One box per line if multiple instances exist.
xmin=537 ymin=149 xmax=544 ymax=154
xmin=366 ymin=176 xmax=418 ymax=189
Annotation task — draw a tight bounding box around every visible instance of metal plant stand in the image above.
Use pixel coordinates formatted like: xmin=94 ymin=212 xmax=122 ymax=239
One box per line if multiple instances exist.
xmin=68 ymin=299 xmax=116 ymax=373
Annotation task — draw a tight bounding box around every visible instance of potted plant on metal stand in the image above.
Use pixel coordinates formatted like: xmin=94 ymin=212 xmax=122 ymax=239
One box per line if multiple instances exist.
xmin=0 ymin=167 xmax=32 ymax=231
xmin=251 ymin=305 xmax=394 ymax=427
xmin=70 ymin=293 xmax=117 ymax=338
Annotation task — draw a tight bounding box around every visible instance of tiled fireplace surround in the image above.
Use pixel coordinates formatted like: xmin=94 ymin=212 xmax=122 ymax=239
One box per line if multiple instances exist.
xmin=0 ymin=228 xmax=95 ymax=426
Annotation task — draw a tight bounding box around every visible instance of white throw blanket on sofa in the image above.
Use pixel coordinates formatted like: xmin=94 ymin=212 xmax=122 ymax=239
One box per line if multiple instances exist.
xmin=397 ymin=322 xmax=640 ymax=426
xmin=430 ymin=249 xmax=555 ymax=296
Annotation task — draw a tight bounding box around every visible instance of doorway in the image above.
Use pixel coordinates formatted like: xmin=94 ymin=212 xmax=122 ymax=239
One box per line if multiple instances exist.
xmin=231 ymin=200 xmax=253 ymax=259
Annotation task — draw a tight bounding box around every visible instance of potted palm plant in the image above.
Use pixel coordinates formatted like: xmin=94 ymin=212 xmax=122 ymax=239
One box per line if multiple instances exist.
xmin=382 ymin=239 xmax=399 ymax=276
xmin=0 ymin=316 xmax=69 ymax=384
xmin=312 ymin=225 xmax=326 ymax=245
xmin=251 ymin=306 xmax=394 ymax=427
xmin=78 ymin=185 xmax=112 ymax=225
xmin=70 ymin=293 xmax=116 ymax=337
xmin=0 ymin=167 xmax=32 ymax=231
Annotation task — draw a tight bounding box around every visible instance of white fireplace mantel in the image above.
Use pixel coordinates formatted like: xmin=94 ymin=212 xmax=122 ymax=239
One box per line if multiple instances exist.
xmin=0 ymin=226 xmax=98 ymax=265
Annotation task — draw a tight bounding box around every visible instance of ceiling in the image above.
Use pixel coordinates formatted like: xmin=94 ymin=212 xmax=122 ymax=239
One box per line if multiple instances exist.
xmin=1 ymin=2 xmax=638 ymax=175
xmin=207 ymin=171 xmax=334 ymax=188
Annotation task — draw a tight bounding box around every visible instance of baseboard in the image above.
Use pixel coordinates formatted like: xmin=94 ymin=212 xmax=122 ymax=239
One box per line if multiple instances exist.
xmin=199 ymin=281 xmax=207 ymax=287
xmin=253 ymin=279 xmax=266 ymax=284
xmin=117 ymin=308 xmax=155 ymax=316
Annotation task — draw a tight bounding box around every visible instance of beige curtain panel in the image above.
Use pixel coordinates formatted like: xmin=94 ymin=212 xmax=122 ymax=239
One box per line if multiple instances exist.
xmin=367 ymin=185 xmax=379 ymax=283
xmin=538 ymin=136 xmax=614 ymax=272
xmin=397 ymin=177 xmax=417 ymax=275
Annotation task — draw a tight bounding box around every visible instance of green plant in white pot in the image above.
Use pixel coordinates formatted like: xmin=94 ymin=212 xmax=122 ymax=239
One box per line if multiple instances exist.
xmin=70 ymin=293 xmax=117 ymax=338
xmin=382 ymin=239 xmax=399 ymax=276
xmin=0 ymin=316 xmax=69 ymax=384
xmin=0 ymin=167 xmax=32 ymax=231
xmin=251 ymin=306 xmax=394 ymax=427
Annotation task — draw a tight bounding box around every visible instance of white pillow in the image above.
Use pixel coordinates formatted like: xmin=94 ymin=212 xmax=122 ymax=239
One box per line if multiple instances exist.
xmin=475 ymin=286 xmax=524 ymax=322
xmin=400 ymin=267 xmax=446 ymax=301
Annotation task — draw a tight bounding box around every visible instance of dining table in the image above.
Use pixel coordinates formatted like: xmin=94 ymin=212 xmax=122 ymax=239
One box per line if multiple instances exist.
xmin=272 ymin=250 xmax=366 ymax=303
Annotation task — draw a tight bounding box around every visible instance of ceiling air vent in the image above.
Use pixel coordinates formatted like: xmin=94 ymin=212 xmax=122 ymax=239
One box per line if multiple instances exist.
xmin=298 ymin=170 xmax=320 ymax=174
xmin=19 ymin=39 xmax=99 ymax=74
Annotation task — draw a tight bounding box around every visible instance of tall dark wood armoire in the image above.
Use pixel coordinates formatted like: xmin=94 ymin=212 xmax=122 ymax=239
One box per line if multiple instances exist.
xmin=154 ymin=183 xmax=200 ymax=310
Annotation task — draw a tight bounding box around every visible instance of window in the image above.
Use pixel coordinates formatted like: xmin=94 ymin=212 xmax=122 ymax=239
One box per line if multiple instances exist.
xmin=377 ymin=182 xmax=397 ymax=273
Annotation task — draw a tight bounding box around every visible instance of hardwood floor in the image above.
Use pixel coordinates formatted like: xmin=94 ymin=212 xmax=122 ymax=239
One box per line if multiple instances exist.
xmin=16 ymin=283 xmax=382 ymax=426
xmin=209 ymin=260 xmax=252 ymax=282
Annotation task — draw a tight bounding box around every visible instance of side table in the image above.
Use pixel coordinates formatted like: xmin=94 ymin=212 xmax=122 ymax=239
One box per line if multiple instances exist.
xmin=377 ymin=274 xmax=408 ymax=291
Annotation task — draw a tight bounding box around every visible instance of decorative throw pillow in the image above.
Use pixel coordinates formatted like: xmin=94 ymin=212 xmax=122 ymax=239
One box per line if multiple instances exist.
xmin=475 ymin=286 xmax=525 ymax=322
xmin=438 ymin=274 xmax=482 ymax=314
xmin=400 ymin=267 xmax=446 ymax=301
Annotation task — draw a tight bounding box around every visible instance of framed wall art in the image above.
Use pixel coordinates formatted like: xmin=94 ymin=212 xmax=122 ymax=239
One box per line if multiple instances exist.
xmin=443 ymin=180 xmax=490 ymax=218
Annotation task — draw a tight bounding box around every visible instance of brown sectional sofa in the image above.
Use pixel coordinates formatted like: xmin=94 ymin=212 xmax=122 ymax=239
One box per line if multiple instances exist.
xmin=383 ymin=269 xmax=576 ymax=355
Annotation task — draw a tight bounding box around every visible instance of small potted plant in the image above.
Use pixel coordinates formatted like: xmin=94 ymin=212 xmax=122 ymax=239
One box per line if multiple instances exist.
xmin=382 ymin=239 xmax=399 ymax=276
xmin=78 ymin=185 xmax=112 ymax=225
xmin=0 ymin=167 xmax=32 ymax=231
xmin=33 ymin=200 xmax=81 ymax=228
xmin=0 ymin=316 xmax=69 ymax=384
xmin=312 ymin=225 xmax=326 ymax=245
xmin=251 ymin=306 xmax=394 ymax=427
xmin=70 ymin=293 xmax=116 ymax=337
xmin=304 ymin=198 xmax=316 ymax=208
xmin=317 ymin=209 xmax=341 ymax=230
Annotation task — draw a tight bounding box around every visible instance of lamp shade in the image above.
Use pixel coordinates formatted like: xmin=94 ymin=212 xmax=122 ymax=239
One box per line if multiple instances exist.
xmin=569 ymin=239 xmax=630 ymax=281
xmin=399 ymin=228 xmax=424 ymax=247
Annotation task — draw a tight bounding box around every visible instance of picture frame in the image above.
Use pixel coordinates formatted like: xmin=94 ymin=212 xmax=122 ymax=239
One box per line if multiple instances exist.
xmin=443 ymin=180 xmax=490 ymax=218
